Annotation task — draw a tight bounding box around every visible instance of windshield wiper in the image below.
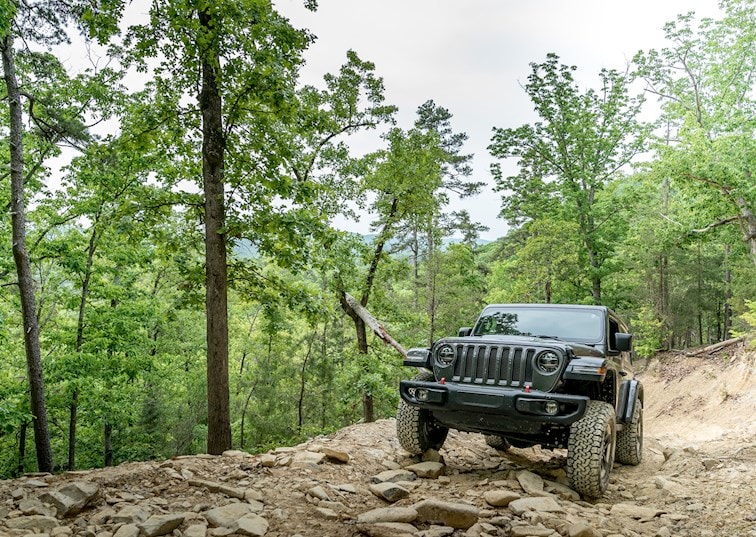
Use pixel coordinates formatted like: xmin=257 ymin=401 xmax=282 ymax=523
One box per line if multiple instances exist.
xmin=533 ymin=334 xmax=560 ymax=340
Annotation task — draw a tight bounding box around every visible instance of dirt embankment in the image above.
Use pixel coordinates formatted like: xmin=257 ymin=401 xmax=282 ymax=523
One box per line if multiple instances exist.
xmin=1 ymin=344 xmax=754 ymax=537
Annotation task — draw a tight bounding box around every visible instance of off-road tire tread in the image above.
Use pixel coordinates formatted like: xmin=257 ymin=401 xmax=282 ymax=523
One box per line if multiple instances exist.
xmin=484 ymin=435 xmax=511 ymax=451
xmin=396 ymin=371 xmax=448 ymax=454
xmin=567 ymin=400 xmax=616 ymax=499
xmin=616 ymin=399 xmax=643 ymax=465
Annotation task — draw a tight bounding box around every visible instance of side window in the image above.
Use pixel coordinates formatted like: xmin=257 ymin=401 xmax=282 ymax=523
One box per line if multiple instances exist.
xmin=608 ymin=317 xmax=620 ymax=351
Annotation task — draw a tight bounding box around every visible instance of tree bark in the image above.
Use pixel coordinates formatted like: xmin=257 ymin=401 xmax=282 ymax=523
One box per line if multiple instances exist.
xmin=339 ymin=198 xmax=400 ymax=423
xmin=16 ymin=421 xmax=28 ymax=476
xmin=199 ymin=7 xmax=231 ymax=455
xmin=103 ymin=422 xmax=113 ymax=467
xmin=2 ymin=34 xmax=54 ymax=473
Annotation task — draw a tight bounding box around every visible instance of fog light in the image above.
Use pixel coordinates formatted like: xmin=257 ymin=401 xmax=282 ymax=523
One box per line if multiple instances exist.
xmin=544 ymin=401 xmax=559 ymax=415
xmin=416 ymin=389 xmax=429 ymax=402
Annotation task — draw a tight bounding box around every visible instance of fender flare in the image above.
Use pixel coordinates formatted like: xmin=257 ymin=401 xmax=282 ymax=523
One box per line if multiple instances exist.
xmin=616 ymin=379 xmax=644 ymax=423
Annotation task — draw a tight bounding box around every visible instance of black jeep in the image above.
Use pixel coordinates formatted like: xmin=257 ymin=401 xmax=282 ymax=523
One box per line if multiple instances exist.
xmin=397 ymin=303 xmax=643 ymax=498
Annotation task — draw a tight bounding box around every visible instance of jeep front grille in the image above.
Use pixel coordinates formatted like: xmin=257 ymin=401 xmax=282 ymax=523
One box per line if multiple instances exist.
xmin=449 ymin=344 xmax=536 ymax=386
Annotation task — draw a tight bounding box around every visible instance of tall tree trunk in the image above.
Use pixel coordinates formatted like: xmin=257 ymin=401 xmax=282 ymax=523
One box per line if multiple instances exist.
xmin=199 ymin=8 xmax=231 ymax=455
xmin=103 ymin=422 xmax=113 ymax=467
xmin=297 ymin=332 xmax=316 ymax=433
xmin=2 ymin=34 xmax=54 ymax=473
xmin=16 ymin=421 xmax=28 ymax=476
xmin=723 ymin=244 xmax=732 ymax=341
xmin=68 ymin=223 xmax=99 ymax=471
xmin=735 ymin=195 xmax=756 ymax=266
xmin=339 ymin=197 xmax=399 ymax=424
xmin=67 ymin=391 xmax=78 ymax=471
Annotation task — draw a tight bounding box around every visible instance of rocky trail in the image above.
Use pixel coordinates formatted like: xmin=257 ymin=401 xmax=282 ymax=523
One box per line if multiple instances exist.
xmin=2 ymin=346 xmax=755 ymax=537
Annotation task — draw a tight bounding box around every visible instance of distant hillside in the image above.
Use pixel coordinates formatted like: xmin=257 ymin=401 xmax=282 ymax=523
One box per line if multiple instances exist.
xmin=232 ymin=234 xmax=491 ymax=259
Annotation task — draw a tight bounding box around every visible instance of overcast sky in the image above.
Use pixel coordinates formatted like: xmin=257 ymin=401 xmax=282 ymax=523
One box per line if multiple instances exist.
xmin=274 ymin=0 xmax=723 ymax=240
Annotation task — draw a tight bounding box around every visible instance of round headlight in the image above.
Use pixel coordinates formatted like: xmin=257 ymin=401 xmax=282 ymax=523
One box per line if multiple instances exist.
xmin=535 ymin=351 xmax=561 ymax=374
xmin=436 ymin=344 xmax=456 ymax=366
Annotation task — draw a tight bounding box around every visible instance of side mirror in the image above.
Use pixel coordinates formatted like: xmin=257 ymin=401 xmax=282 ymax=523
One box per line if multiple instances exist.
xmin=615 ymin=333 xmax=633 ymax=352
xmin=458 ymin=327 xmax=472 ymax=337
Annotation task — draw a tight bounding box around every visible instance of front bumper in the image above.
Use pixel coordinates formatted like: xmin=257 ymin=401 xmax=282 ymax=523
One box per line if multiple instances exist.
xmin=400 ymin=379 xmax=589 ymax=430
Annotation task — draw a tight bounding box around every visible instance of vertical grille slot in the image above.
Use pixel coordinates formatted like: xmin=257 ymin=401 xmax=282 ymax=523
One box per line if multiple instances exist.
xmin=451 ymin=344 xmax=537 ymax=387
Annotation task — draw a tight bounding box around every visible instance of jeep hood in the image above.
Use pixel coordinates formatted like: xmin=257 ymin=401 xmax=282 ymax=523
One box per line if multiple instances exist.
xmin=450 ymin=335 xmax=604 ymax=358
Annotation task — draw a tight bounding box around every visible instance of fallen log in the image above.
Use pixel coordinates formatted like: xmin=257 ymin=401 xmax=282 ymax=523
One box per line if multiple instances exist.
xmin=343 ymin=292 xmax=408 ymax=358
xmin=685 ymin=337 xmax=744 ymax=356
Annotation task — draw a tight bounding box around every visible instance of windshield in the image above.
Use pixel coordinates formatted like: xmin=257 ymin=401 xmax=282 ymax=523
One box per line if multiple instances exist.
xmin=472 ymin=307 xmax=603 ymax=342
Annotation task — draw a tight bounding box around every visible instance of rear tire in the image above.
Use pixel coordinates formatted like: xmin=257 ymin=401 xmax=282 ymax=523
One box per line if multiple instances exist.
xmin=616 ymin=398 xmax=643 ymax=465
xmin=484 ymin=435 xmax=511 ymax=451
xmin=396 ymin=371 xmax=448 ymax=455
xmin=567 ymin=401 xmax=616 ymax=499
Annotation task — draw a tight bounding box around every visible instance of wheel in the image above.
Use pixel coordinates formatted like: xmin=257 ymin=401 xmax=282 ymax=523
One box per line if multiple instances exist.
xmin=484 ymin=435 xmax=511 ymax=451
xmin=615 ymin=398 xmax=643 ymax=465
xmin=567 ymin=400 xmax=616 ymax=499
xmin=396 ymin=371 xmax=449 ymax=454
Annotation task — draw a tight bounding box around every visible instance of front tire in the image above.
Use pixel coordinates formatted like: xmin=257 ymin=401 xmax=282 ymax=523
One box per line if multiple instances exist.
xmin=616 ymin=398 xmax=643 ymax=465
xmin=396 ymin=371 xmax=449 ymax=454
xmin=567 ymin=401 xmax=616 ymax=499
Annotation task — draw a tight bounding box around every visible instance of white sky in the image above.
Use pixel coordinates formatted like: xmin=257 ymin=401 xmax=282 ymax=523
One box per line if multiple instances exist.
xmin=274 ymin=0 xmax=723 ymax=240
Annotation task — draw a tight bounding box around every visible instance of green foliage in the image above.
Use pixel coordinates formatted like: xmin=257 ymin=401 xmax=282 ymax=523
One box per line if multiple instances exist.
xmin=489 ymin=53 xmax=649 ymax=303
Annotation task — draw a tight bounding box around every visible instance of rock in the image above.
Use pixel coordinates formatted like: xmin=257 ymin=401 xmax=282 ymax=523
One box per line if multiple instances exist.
xmin=162 ymin=468 xmax=183 ymax=480
xmin=51 ymin=527 xmax=73 ymax=537
xmin=321 ymin=448 xmax=350 ymax=464
xmin=422 ymin=449 xmax=444 ymax=463
xmin=653 ymin=476 xmax=689 ymax=499
xmin=5 ymin=515 xmax=59 ymax=530
xmin=483 ymin=490 xmax=521 ymax=507
xmin=113 ymin=524 xmax=140 ymax=537
xmin=413 ymin=500 xmax=478 ymax=529
xmin=406 ymin=462 xmax=446 ymax=479
xmin=355 ymin=522 xmax=417 ymax=537
xmin=685 ymin=502 xmax=705 ymax=512
xmin=357 ymin=508 xmax=418 ymax=524
xmin=291 ymin=451 xmax=325 ymax=467
xmin=23 ymin=479 xmax=50 ymax=488
xmin=216 ymin=485 xmax=247 ymax=500
xmin=543 ymin=480 xmax=580 ymax=501
xmin=516 ymin=471 xmax=544 ymax=494
xmin=609 ymin=503 xmax=666 ymax=520
xmin=233 ymin=514 xmax=269 ymax=536
xmin=336 ymin=484 xmax=357 ymax=493
xmin=139 ymin=514 xmax=185 ymax=537
xmin=568 ymin=521 xmax=602 ymax=537
xmin=417 ymin=527 xmax=455 ymax=537
xmin=508 ymin=497 xmax=563 ymax=516
xmin=465 ymin=522 xmax=499 ymax=537
xmin=369 ymin=482 xmax=410 ymax=503
xmin=307 ymin=485 xmax=331 ymax=501
xmin=112 ymin=506 xmax=151 ymax=525
xmin=89 ymin=507 xmax=116 ymax=526
xmin=204 ymin=504 xmax=260 ymax=528
xmin=510 ymin=526 xmax=553 ymax=537
xmin=314 ymin=507 xmax=338 ymax=520
xmin=18 ymin=499 xmax=56 ymax=517
xmin=184 ymin=524 xmax=207 ymax=537
xmin=244 ymin=490 xmax=263 ymax=503
xmin=371 ymin=469 xmax=417 ymax=484
xmin=259 ymin=455 xmax=276 ymax=468
xmin=39 ymin=482 xmax=99 ymax=517
xmin=222 ymin=450 xmax=252 ymax=458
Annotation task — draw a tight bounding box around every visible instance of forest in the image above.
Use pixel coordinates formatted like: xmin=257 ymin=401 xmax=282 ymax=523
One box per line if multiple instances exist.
xmin=0 ymin=0 xmax=754 ymax=478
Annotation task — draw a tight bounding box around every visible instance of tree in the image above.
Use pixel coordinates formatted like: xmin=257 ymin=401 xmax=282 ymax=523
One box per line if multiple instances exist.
xmin=634 ymin=0 xmax=756 ymax=264
xmin=489 ymin=53 xmax=648 ymax=303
